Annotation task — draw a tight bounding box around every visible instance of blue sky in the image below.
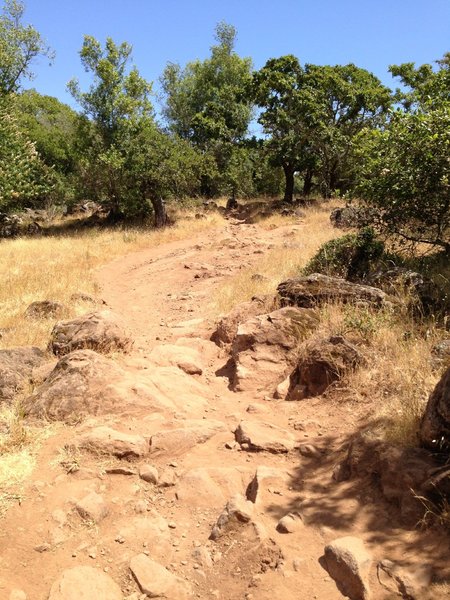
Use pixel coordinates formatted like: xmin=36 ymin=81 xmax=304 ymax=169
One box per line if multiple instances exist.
xmin=19 ymin=0 xmax=450 ymax=116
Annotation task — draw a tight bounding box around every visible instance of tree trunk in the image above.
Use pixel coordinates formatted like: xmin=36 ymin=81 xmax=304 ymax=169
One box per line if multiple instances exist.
xmin=283 ymin=164 xmax=295 ymax=203
xmin=303 ymin=168 xmax=313 ymax=196
xmin=150 ymin=197 xmax=168 ymax=228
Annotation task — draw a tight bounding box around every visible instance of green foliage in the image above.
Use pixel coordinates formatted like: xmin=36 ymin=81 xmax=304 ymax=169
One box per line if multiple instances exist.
xmin=0 ymin=96 xmax=54 ymax=210
xmin=251 ymin=57 xmax=392 ymax=201
xmin=161 ymin=22 xmax=253 ymax=198
xmin=15 ymin=89 xmax=79 ymax=174
xmin=161 ymin=22 xmax=252 ymax=146
xmin=68 ymin=36 xmax=153 ymax=145
xmin=0 ymin=0 xmax=52 ymax=95
xmin=303 ymin=228 xmax=385 ymax=281
xmin=355 ymin=55 xmax=450 ymax=251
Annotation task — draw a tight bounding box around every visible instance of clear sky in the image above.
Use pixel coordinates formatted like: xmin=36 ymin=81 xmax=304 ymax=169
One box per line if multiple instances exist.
xmin=19 ymin=0 xmax=450 ymax=116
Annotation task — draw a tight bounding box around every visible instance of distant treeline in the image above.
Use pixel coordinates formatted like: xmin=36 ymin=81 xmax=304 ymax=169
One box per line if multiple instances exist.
xmin=0 ymin=1 xmax=448 ymax=249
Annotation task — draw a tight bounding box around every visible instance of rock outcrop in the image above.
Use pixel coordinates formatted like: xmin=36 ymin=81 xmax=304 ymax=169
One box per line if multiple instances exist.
xmin=286 ymin=335 xmax=364 ymax=399
xmin=0 ymin=347 xmax=46 ymax=403
xmin=420 ymin=366 xmax=450 ymax=450
xmin=212 ymin=296 xmax=274 ymax=345
xmin=231 ymin=306 xmax=319 ymax=393
xmin=48 ymin=566 xmax=123 ymax=600
xmin=21 ymin=350 xmax=129 ymax=421
xmin=49 ymin=310 xmax=133 ymax=356
xmin=277 ymin=273 xmax=387 ymax=308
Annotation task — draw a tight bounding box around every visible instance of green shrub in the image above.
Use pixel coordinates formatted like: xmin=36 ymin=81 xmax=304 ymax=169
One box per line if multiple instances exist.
xmin=303 ymin=228 xmax=385 ymax=281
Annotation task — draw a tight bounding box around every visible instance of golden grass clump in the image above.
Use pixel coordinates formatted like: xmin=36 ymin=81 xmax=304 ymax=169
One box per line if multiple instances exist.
xmin=213 ymin=203 xmax=340 ymax=314
xmin=0 ymin=212 xmax=224 ymax=349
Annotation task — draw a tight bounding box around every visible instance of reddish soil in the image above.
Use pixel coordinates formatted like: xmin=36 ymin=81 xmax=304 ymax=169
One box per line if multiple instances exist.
xmin=0 ymin=218 xmax=448 ymax=600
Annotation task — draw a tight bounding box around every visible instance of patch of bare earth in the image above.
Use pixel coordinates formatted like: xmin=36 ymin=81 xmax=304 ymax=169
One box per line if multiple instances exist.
xmin=0 ymin=207 xmax=448 ymax=600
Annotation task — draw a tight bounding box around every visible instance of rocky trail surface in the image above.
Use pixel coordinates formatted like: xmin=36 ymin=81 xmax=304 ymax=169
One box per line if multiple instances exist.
xmin=0 ymin=218 xmax=448 ymax=600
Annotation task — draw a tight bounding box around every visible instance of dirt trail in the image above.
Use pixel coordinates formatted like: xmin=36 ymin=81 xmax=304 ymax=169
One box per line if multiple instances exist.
xmin=0 ymin=217 xmax=448 ymax=600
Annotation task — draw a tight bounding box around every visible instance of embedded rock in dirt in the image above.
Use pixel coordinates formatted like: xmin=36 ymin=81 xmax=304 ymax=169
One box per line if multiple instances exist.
xmin=75 ymin=491 xmax=109 ymax=523
xmin=149 ymin=420 xmax=226 ymax=457
xmin=21 ymin=350 xmax=131 ymax=421
xmin=139 ymin=464 xmax=159 ymax=484
xmin=324 ymin=536 xmax=372 ymax=600
xmin=276 ymin=512 xmax=303 ymax=533
xmin=77 ymin=426 xmax=148 ymax=459
xmin=9 ymin=591 xmax=26 ymax=600
xmin=246 ymin=465 xmax=290 ymax=505
xmin=148 ymin=344 xmax=204 ymax=375
xmin=24 ymin=300 xmax=65 ymax=319
xmin=49 ymin=310 xmax=133 ymax=356
xmin=48 ymin=566 xmax=123 ymax=600
xmin=0 ymin=346 xmax=46 ymax=403
xmin=212 ymin=296 xmax=275 ymax=345
xmin=235 ymin=420 xmax=296 ymax=453
xmin=118 ymin=515 xmax=172 ymax=562
xmin=377 ymin=559 xmax=432 ymax=600
xmin=420 ymin=366 xmax=450 ymax=450
xmin=277 ymin=273 xmax=387 ymax=308
xmin=209 ymin=494 xmax=256 ymax=540
xmin=231 ymin=306 xmax=319 ymax=393
xmin=287 ymin=335 xmax=364 ymax=399
xmin=175 ymin=467 xmax=252 ymax=509
xmin=130 ymin=553 xmax=188 ymax=599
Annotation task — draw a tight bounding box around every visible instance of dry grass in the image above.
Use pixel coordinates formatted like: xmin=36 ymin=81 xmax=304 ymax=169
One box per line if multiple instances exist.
xmin=315 ymin=301 xmax=441 ymax=446
xmin=0 ymin=395 xmax=56 ymax=515
xmin=213 ymin=203 xmax=340 ymax=314
xmin=0 ymin=212 xmax=224 ymax=349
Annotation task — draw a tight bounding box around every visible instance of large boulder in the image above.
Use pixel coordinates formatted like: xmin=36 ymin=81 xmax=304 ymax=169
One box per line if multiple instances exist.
xmin=0 ymin=347 xmax=46 ymax=403
xmin=21 ymin=350 xmax=130 ymax=421
xmin=286 ymin=335 xmax=364 ymax=400
xmin=420 ymin=366 xmax=450 ymax=451
xmin=212 ymin=295 xmax=274 ymax=345
xmin=48 ymin=566 xmax=123 ymax=600
xmin=324 ymin=536 xmax=372 ymax=600
xmin=48 ymin=310 xmax=133 ymax=356
xmin=231 ymin=306 xmax=319 ymax=393
xmin=277 ymin=273 xmax=387 ymax=308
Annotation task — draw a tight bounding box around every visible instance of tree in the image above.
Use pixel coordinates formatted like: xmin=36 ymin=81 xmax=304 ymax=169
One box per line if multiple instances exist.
xmin=251 ymin=56 xmax=391 ymax=201
xmin=119 ymin=121 xmax=204 ymax=227
xmin=355 ymin=56 xmax=450 ymax=252
xmin=15 ymin=89 xmax=79 ymax=174
xmin=0 ymin=0 xmax=52 ymax=96
xmin=0 ymin=96 xmax=54 ymax=211
xmin=251 ymin=55 xmax=313 ymax=202
xmin=161 ymin=22 xmax=253 ymax=197
xmin=68 ymin=35 xmax=154 ymax=217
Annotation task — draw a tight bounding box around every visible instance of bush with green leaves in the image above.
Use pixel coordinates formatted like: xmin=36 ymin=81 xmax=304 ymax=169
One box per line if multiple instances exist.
xmin=0 ymin=97 xmax=54 ymax=211
xmin=303 ymin=228 xmax=385 ymax=281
